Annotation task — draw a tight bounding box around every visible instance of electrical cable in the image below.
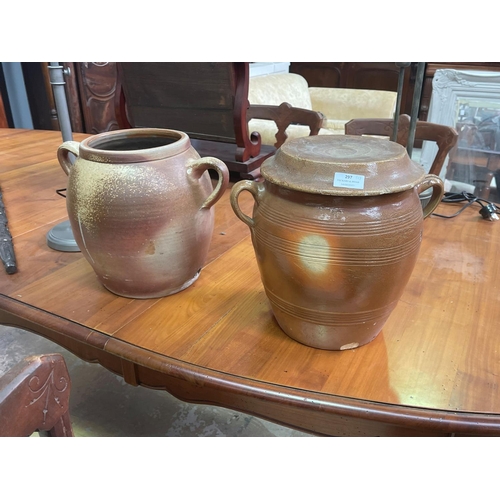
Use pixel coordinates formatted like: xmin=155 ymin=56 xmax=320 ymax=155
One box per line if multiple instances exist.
xmin=432 ymin=191 xmax=500 ymax=220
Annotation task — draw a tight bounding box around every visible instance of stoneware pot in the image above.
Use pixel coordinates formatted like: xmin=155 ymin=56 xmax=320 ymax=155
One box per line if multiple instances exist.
xmin=58 ymin=128 xmax=229 ymax=299
xmin=230 ymin=135 xmax=444 ymax=350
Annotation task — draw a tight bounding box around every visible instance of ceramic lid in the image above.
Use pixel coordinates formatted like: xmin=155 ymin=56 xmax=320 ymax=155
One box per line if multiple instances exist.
xmin=260 ymin=135 xmax=426 ymax=196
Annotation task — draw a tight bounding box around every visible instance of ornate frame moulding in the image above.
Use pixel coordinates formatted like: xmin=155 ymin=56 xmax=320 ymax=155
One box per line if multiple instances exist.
xmin=420 ymin=69 xmax=500 ymax=177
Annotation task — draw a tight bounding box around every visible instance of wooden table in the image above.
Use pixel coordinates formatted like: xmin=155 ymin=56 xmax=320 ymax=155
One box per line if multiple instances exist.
xmin=1 ymin=128 xmax=500 ymax=436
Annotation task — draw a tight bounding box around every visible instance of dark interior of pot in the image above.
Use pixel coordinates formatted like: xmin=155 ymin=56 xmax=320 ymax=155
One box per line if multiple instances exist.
xmin=90 ymin=134 xmax=179 ymax=152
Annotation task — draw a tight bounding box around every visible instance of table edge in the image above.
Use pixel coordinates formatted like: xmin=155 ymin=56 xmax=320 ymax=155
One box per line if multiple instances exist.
xmin=1 ymin=294 xmax=499 ymax=436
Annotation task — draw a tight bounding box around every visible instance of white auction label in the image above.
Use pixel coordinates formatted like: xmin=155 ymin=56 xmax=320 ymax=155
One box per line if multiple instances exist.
xmin=333 ymin=172 xmax=365 ymax=190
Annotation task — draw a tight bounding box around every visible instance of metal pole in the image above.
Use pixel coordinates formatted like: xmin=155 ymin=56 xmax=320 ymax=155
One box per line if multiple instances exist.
xmin=392 ymin=63 xmax=411 ymax=142
xmin=48 ymin=63 xmax=73 ymax=143
xmin=407 ymin=62 xmax=426 ymax=158
xmin=46 ymin=63 xmax=79 ymax=252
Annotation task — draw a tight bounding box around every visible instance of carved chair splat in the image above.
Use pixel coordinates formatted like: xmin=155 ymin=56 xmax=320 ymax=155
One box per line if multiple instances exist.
xmin=0 ymin=353 xmax=74 ymax=437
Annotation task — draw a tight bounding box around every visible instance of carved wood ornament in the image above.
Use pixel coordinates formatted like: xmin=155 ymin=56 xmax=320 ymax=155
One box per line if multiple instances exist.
xmin=0 ymin=353 xmax=74 ymax=437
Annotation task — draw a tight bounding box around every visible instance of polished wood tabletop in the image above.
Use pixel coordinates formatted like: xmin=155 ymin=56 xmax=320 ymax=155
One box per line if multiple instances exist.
xmin=1 ymin=128 xmax=500 ymax=436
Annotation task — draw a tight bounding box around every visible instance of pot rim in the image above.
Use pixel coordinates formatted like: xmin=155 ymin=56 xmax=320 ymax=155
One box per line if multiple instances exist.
xmin=78 ymin=128 xmax=191 ymax=163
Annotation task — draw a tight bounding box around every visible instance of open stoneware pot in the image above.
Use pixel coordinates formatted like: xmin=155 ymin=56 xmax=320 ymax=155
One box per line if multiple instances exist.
xmin=230 ymin=135 xmax=444 ymax=350
xmin=58 ymin=128 xmax=229 ymax=299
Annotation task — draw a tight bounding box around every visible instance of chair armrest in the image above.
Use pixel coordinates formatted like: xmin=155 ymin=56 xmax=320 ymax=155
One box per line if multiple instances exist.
xmin=247 ymin=102 xmax=326 ymax=148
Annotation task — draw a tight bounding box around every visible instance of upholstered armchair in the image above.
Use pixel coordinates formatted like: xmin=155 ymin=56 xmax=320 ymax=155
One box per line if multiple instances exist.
xmin=248 ymin=72 xmax=398 ymax=146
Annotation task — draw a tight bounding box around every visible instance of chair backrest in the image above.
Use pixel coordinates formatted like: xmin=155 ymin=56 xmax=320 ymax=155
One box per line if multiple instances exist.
xmin=0 ymin=353 xmax=74 ymax=437
xmin=345 ymin=114 xmax=458 ymax=176
xmin=345 ymin=114 xmax=411 ymax=144
xmin=115 ymin=62 xmax=261 ymax=162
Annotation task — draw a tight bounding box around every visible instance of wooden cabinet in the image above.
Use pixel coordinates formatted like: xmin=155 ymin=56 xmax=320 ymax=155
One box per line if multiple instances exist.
xmin=14 ymin=63 xmax=120 ymax=135
xmin=0 ymin=92 xmax=7 ymax=128
xmin=63 ymin=62 xmax=120 ymax=134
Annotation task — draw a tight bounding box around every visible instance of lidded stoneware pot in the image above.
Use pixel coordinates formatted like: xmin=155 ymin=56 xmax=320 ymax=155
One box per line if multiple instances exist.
xmin=58 ymin=128 xmax=229 ymax=299
xmin=230 ymin=135 xmax=444 ymax=350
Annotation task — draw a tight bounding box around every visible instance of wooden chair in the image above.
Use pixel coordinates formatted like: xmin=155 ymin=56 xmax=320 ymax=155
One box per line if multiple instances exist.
xmin=0 ymin=353 xmax=74 ymax=437
xmin=115 ymin=63 xmax=324 ymax=179
xmin=345 ymin=114 xmax=458 ymax=177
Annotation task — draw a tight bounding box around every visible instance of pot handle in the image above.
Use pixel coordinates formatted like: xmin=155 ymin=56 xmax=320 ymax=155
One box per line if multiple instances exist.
xmin=415 ymin=174 xmax=445 ymax=219
xmin=230 ymin=180 xmax=262 ymax=228
xmin=57 ymin=141 xmax=80 ymax=175
xmin=187 ymin=157 xmax=230 ymax=210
